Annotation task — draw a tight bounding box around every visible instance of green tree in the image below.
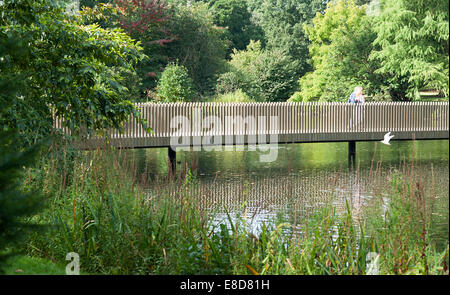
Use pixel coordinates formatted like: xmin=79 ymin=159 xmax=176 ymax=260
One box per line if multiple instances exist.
xmin=218 ymin=40 xmax=299 ymax=101
xmin=210 ymin=0 xmax=263 ymax=55
xmin=290 ymin=0 xmax=381 ymax=102
xmin=248 ymin=0 xmax=328 ymax=77
xmin=0 ymin=0 xmax=145 ymax=144
xmin=0 ymin=131 xmax=46 ymax=273
xmin=113 ymin=0 xmax=175 ymax=98
xmin=370 ymin=0 xmax=449 ymax=100
xmin=75 ymin=1 xmax=229 ymax=100
xmin=165 ymin=2 xmax=228 ymax=95
xmin=156 ymin=63 xmax=196 ymax=102
xmin=0 ymin=32 xmax=45 ymax=273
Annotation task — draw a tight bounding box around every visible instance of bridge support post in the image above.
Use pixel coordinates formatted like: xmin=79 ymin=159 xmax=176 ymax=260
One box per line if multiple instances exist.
xmin=348 ymin=141 xmax=356 ymax=168
xmin=168 ymin=147 xmax=176 ymax=176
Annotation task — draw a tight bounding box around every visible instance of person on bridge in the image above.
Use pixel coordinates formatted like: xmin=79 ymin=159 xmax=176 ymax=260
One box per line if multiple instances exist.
xmin=348 ymin=86 xmax=365 ymax=104
xmin=348 ymin=86 xmax=365 ymax=130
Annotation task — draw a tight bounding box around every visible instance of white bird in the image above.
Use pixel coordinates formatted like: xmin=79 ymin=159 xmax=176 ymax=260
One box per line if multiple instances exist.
xmin=381 ymin=132 xmax=394 ymax=145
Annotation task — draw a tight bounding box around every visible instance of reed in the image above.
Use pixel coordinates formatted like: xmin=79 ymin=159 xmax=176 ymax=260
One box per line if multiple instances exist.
xmin=21 ymin=141 xmax=449 ymax=275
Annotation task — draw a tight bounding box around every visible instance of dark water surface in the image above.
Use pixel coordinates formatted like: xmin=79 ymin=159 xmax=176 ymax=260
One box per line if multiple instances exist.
xmin=129 ymin=140 xmax=449 ymax=248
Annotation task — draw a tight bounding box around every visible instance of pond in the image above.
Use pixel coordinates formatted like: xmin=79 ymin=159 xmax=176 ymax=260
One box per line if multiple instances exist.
xmin=128 ymin=140 xmax=449 ymax=250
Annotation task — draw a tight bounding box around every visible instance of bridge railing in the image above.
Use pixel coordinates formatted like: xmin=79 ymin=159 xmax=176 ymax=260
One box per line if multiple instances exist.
xmin=54 ymin=102 xmax=449 ymax=144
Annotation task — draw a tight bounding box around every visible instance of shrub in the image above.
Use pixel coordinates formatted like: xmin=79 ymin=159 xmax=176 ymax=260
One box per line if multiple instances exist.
xmin=156 ymin=63 xmax=196 ymax=102
xmin=216 ymin=71 xmax=247 ymax=95
xmin=212 ymin=89 xmax=255 ymax=103
xmin=218 ymin=41 xmax=299 ymax=102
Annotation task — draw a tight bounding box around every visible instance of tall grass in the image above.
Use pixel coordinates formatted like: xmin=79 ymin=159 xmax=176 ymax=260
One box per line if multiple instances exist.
xmin=21 ymin=141 xmax=449 ymax=274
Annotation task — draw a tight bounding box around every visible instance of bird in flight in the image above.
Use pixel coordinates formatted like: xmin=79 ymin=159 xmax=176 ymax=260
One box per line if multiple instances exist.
xmin=380 ymin=132 xmax=394 ymax=145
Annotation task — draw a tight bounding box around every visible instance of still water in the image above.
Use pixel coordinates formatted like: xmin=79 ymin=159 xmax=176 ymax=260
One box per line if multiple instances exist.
xmin=129 ymin=140 xmax=449 ymax=248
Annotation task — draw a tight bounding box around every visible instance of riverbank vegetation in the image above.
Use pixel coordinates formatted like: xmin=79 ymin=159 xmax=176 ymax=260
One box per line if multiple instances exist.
xmin=7 ymin=143 xmax=446 ymax=275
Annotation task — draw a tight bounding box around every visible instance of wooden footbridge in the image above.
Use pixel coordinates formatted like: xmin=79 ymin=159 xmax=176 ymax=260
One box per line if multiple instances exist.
xmin=55 ymin=102 xmax=449 ymax=170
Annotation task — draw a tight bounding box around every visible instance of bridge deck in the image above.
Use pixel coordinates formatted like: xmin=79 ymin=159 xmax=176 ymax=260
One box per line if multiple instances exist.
xmin=54 ymin=102 xmax=449 ymax=149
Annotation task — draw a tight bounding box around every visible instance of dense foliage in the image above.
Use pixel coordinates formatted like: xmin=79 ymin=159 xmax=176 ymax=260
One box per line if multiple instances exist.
xmin=165 ymin=2 xmax=228 ymax=95
xmin=114 ymin=0 xmax=174 ymax=96
xmin=218 ymin=41 xmax=299 ymax=101
xmin=210 ymin=0 xmax=262 ymax=55
xmin=291 ymin=0 xmax=449 ymax=102
xmin=290 ymin=0 xmax=381 ymax=102
xmin=78 ymin=0 xmax=449 ymax=102
xmin=370 ymin=0 xmax=449 ymax=100
xmin=156 ymin=63 xmax=196 ymax=102
xmin=112 ymin=0 xmax=228 ymax=98
xmin=0 ymin=30 xmax=45 ymax=273
xmin=0 ymin=0 xmax=146 ymax=144
xmin=0 ymin=132 xmax=45 ymax=273
xmin=248 ymin=0 xmax=328 ymax=77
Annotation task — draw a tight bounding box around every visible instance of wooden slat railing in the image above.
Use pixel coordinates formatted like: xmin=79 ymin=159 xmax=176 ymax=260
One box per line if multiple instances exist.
xmin=53 ymin=102 xmax=449 ymax=148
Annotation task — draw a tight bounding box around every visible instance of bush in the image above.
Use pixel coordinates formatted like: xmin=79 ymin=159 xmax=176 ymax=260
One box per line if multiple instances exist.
xmin=212 ymin=89 xmax=255 ymax=103
xmin=156 ymin=63 xmax=196 ymax=102
xmin=216 ymin=71 xmax=247 ymax=95
xmin=217 ymin=41 xmax=299 ymax=102
xmin=257 ymin=48 xmax=299 ymax=102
